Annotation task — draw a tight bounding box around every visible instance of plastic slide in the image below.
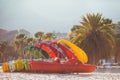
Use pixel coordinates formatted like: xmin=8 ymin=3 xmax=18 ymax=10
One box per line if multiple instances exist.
xmin=34 ymin=43 xmax=56 ymax=58
xmin=40 ymin=42 xmax=65 ymax=58
xmin=34 ymin=44 xmax=49 ymax=58
xmin=23 ymin=59 xmax=30 ymax=71
xmin=39 ymin=42 xmax=56 ymax=58
xmin=58 ymin=39 xmax=88 ymax=63
xmin=49 ymin=42 xmax=66 ymax=58
xmin=51 ymin=42 xmax=77 ymax=60
xmin=2 ymin=62 xmax=10 ymax=72
xmin=14 ymin=59 xmax=24 ymax=71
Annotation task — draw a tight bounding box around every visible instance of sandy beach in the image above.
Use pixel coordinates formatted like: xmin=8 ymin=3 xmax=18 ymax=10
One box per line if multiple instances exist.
xmin=0 ymin=72 xmax=120 ymax=80
xmin=0 ymin=67 xmax=120 ymax=80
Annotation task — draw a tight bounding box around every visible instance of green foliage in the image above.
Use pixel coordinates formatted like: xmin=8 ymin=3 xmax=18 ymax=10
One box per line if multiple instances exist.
xmin=34 ymin=31 xmax=44 ymax=38
xmin=45 ymin=32 xmax=55 ymax=38
xmin=0 ymin=40 xmax=19 ymax=62
xmin=70 ymin=13 xmax=115 ymax=64
xmin=26 ymin=38 xmax=33 ymax=44
xmin=16 ymin=33 xmax=26 ymax=39
xmin=43 ymin=32 xmax=56 ymax=42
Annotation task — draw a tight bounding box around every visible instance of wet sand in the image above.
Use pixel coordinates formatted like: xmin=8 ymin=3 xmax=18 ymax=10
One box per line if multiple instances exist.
xmin=0 ymin=67 xmax=120 ymax=80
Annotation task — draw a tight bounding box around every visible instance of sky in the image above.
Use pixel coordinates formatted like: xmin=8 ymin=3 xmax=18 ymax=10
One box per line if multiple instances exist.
xmin=0 ymin=0 xmax=120 ymax=34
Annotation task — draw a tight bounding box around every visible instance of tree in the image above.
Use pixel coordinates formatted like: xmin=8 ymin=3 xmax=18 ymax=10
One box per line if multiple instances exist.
xmin=70 ymin=13 xmax=115 ymax=64
xmin=43 ymin=32 xmax=56 ymax=42
xmin=102 ymin=18 xmax=112 ymax=24
xmin=114 ymin=22 xmax=120 ymax=63
xmin=14 ymin=33 xmax=27 ymax=55
xmin=115 ymin=38 xmax=120 ymax=63
xmin=0 ymin=40 xmax=19 ymax=62
xmin=0 ymin=40 xmax=8 ymax=52
xmin=0 ymin=41 xmax=8 ymax=62
xmin=69 ymin=25 xmax=81 ymax=40
xmin=34 ymin=31 xmax=44 ymax=42
xmin=26 ymin=37 xmax=33 ymax=46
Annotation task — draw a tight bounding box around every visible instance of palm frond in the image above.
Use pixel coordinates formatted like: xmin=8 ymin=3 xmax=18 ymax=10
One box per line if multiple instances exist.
xmin=70 ymin=13 xmax=115 ymax=64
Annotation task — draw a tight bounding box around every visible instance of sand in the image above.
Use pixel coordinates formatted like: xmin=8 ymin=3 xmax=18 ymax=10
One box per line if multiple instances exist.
xmin=0 ymin=72 xmax=120 ymax=80
xmin=0 ymin=67 xmax=120 ymax=80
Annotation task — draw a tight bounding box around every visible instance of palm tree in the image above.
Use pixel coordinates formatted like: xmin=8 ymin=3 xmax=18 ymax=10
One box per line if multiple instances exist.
xmin=0 ymin=51 xmax=3 ymax=62
xmin=69 ymin=25 xmax=81 ymax=40
xmin=44 ymin=32 xmax=56 ymax=42
xmin=0 ymin=40 xmax=8 ymax=53
xmin=0 ymin=41 xmax=7 ymax=62
xmin=115 ymin=38 xmax=120 ymax=63
xmin=70 ymin=13 xmax=115 ymax=64
xmin=0 ymin=40 xmax=19 ymax=62
xmin=114 ymin=22 xmax=120 ymax=63
xmin=26 ymin=37 xmax=33 ymax=46
xmin=34 ymin=31 xmax=44 ymax=43
xmin=14 ymin=33 xmax=27 ymax=56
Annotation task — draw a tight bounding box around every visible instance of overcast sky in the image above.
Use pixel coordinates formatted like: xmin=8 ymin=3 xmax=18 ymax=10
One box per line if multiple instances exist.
xmin=0 ymin=0 xmax=120 ymax=34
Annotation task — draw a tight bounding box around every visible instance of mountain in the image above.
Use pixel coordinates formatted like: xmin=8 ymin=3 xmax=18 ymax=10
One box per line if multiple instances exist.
xmin=0 ymin=28 xmax=31 ymax=44
xmin=0 ymin=28 xmax=8 ymax=35
xmin=18 ymin=29 xmax=31 ymax=37
xmin=0 ymin=28 xmax=18 ymax=43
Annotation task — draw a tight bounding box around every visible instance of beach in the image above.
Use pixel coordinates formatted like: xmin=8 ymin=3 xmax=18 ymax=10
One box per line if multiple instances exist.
xmin=0 ymin=67 xmax=120 ymax=80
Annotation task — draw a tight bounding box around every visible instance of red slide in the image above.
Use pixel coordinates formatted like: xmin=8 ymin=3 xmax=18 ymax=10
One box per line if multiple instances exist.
xmin=34 ymin=43 xmax=56 ymax=58
xmin=51 ymin=42 xmax=77 ymax=60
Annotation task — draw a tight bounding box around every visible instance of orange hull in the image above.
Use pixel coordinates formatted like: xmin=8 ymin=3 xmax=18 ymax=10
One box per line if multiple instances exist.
xmin=30 ymin=59 xmax=96 ymax=73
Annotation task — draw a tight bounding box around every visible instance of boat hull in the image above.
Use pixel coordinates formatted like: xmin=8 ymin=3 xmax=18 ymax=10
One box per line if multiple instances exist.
xmin=30 ymin=60 xmax=96 ymax=73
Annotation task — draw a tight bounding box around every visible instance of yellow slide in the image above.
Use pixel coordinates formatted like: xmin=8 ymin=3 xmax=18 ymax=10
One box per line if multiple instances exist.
xmin=58 ymin=39 xmax=88 ymax=63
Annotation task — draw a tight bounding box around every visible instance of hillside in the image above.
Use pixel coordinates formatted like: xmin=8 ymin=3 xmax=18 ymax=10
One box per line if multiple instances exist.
xmin=0 ymin=28 xmax=31 ymax=44
xmin=0 ymin=28 xmax=18 ymax=43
